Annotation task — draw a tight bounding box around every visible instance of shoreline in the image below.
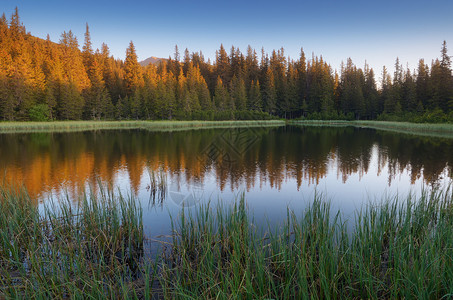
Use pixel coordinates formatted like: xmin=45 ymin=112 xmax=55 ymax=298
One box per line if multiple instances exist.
xmin=290 ymin=120 xmax=453 ymax=138
xmin=0 ymin=120 xmax=286 ymax=133
xmin=0 ymin=120 xmax=452 ymax=138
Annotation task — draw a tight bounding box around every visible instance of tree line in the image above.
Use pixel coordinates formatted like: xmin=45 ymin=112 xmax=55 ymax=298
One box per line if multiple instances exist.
xmin=0 ymin=8 xmax=452 ymax=122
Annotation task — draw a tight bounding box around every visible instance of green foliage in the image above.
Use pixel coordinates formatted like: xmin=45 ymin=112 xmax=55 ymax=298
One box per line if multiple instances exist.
xmin=298 ymin=111 xmax=355 ymax=121
xmin=28 ymin=104 xmax=50 ymax=121
xmin=377 ymin=108 xmax=453 ymax=123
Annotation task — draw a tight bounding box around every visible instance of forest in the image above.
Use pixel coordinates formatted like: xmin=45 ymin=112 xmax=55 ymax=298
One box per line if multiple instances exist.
xmin=0 ymin=8 xmax=452 ymax=122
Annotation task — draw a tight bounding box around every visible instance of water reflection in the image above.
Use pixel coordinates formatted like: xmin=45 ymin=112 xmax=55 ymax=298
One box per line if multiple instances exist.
xmin=0 ymin=126 xmax=452 ymax=202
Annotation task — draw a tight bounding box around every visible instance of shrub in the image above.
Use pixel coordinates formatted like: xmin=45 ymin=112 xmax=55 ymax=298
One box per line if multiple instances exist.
xmin=28 ymin=104 xmax=50 ymax=122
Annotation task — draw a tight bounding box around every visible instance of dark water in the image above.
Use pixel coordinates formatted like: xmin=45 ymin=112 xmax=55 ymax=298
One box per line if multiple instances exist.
xmin=1 ymin=125 xmax=452 ymax=239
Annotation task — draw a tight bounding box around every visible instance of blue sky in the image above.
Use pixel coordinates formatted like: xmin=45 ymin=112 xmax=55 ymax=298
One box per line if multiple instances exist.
xmin=2 ymin=0 xmax=453 ymax=78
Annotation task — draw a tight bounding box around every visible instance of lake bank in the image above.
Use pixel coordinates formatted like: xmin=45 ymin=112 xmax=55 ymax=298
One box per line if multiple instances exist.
xmin=1 ymin=120 xmax=452 ymax=139
xmin=0 ymin=120 xmax=285 ymax=133
xmin=290 ymin=120 xmax=453 ymax=138
xmin=1 ymin=185 xmax=453 ymax=299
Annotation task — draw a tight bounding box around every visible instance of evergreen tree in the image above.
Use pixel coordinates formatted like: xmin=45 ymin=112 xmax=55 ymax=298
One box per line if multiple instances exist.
xmin=59 ymin=30 xmax=90 ymax=91
xmin=296 ymin=49 xmax=307 ymax=116
xmin=438 ymin=41 xmax=453 ymax=111
xmin=58 ymin=82 xmax=84 ymax=120
xmin=124 ymin=41 xmax=142 ymax=95
xmin=9 ymin=7 xmax=25 ymax=37
xmin=44 ymin=80 xmax=57 ymax=120
xmin=230 ymin=75 xmax=247 ymax=111
xmin=215 ymin=44 xmax=230 ymax=84
xmin=84 ymin=54 xmax=112 ymax=119
xmin=389 ymin=57 xmax=403 ymax=113
xmin=416 ymin=59 xmax=430 ymax=110
xmin=263 ymin=67 xmax=276 ymax=114
xmin=82 ymin=23 xmax=93 ymax=71
xmin=402 ymin=67 xmax=417 ymax=112
xmin=381 ymin=66 xmax=393 ymax=113
xmin=363 ymin=63 xmax=379 ymax=118
xmin=248 ymin=80 xmax=263 ymax=111
xmin=213 ymin=76 xmax=229 ymax=111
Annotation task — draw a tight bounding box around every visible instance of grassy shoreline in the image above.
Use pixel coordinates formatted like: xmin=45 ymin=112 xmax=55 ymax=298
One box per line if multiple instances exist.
xmin=1 ymin=120 xmax=452 ymax=138
xmin=1 ymin=185 xmax=453 ymax=298
xmin=291 ymin=120 xmax=453 ymax=138
xmin=0 ymin=120 xmax=286 ymax=133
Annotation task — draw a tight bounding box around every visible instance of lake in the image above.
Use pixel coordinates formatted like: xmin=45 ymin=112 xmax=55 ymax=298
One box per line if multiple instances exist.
xmin=1 ymin=125 xmax=452 ymax=241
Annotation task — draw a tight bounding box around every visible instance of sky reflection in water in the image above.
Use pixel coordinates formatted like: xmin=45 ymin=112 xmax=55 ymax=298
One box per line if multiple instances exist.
xmin=0 ymin=126 xmax=452 ymax=239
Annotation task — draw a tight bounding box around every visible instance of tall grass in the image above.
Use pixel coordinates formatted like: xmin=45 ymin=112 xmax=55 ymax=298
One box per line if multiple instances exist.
xmin=162 ymin=189 xmax=453 ymax=299
xmin=2 ymin=184 xmax=453 ymax=298
xmin=0 ymin=120 xmax=285 ymax=133
xmin=0 ymin=184 xmax=157 ymax=299
xmin=290 ymin=120 xmax=453 ymax=138
xmin=147 ymin=168 xmax=167 ymax=205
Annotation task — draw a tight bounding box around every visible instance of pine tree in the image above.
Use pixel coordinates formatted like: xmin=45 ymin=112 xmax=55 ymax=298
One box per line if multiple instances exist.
xmin=59 ymin=30 xmax=90 ymax=91
xmin=390 ymin=57 xmax=403 ymax=113
xmin=363 ymin=62 xmax=379 ymax=118
xmin=248 ymin=80 xmax=263 ymax=111
xmin=58 ymin=82 xmax=84 ymax=120
xmin=381 ymin=66 xmax=393 ymax=114
xmin=213 ymin=76 xmax=229 ymax=111
xmin=174 ymin=45 xmax=180 ymax=62
xmin=263 ymin=68 xmax=276 ymax=114
xmin=82 ymin=23 xmax=93 ymax=71
xmin=230 ymin=75 xmax=247 ymax=111
xmin=162 ymin=72 xmax=177 ymax=119
xmin=439 ymin=41 xmax=453 ymax=111
xmin=402 ymin=67 xmax=417 ymax=112
xmin=296 ymin=49 xmax=307 ymax=116
xmin=84 ymin=54 xmax=112 ymax=119
xmin=44 ymin=81 xmax=57 ymax=120
xmin=416 ymin=59 xmax=430 ymax=110
xmin=9 ymin=7 xmax=25 ymax=37
xmin=216 ymin=44 xmax=230 ymax=85
xmin=245 ymin=45 xmax=259 ymax=88
xmin=124 ymin=41 xmax=143 ymax=95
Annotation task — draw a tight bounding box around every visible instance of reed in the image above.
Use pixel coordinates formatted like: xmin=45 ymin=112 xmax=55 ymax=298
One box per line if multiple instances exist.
xmin=2 ymin=183 xmax=453 ymax=298
xmin=0 ymin=120 xmax=285 ymax=133
xmin=162 ymin=189 xmax=453 ymax=299
xmin=290 ymin=120 xmax=453 ymax=138
xmin=147 ymin=168 xmax=168 ymax=205
xmin=0 ymin=183 xmax=156 ymax=299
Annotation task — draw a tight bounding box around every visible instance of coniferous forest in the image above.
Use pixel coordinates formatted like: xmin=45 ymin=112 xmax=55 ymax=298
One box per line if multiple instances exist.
xmin=1 ymin=9 xmax=453 ymax=122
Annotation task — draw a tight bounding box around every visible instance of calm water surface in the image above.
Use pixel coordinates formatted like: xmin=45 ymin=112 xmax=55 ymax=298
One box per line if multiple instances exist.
xmin=1 ymin=125 xmax=452 ymax=239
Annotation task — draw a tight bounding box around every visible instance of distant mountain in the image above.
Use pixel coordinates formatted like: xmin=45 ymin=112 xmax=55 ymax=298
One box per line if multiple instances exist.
xmin=139 ymin=56 xmax=166 ymax=66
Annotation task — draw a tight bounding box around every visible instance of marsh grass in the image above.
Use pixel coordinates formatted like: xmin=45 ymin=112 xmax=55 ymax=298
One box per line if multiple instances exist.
xmin=291 ymin=120 xmax=453 ymax=139
xmin=0 ymin=183 xmax=157 ymax=299
xmin=0 ymin=120 xmax=285 ymax=134
xmin=162 ymin=189 xmax=453 ymax=299
xmin=2 ymin=184 xmax=453 ymax=299
xmin=147 ymin=168 xmax=167 ymax=205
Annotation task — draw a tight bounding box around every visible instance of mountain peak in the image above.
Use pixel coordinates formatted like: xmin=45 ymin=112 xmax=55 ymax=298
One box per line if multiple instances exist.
xmin=139 ymin=56 xmax=166 ymax=66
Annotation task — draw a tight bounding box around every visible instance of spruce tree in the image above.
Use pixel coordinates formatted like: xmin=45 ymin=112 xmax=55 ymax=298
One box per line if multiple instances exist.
xmin=439 ymin=41 xmax=453 ymax=111
xmin=124 ymin=41 xmax=143 ymax=95
xmin=263 ymin=68 xmax=276 ymax=114
xmin=248 ymin=80 xmax=263 ymax=111
xmin=213 ymin=76 xmax=229 ymax=111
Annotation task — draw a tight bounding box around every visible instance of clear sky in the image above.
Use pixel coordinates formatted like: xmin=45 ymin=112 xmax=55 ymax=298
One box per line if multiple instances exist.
xmin=2 ymin=0 xmax=453 ymax=79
